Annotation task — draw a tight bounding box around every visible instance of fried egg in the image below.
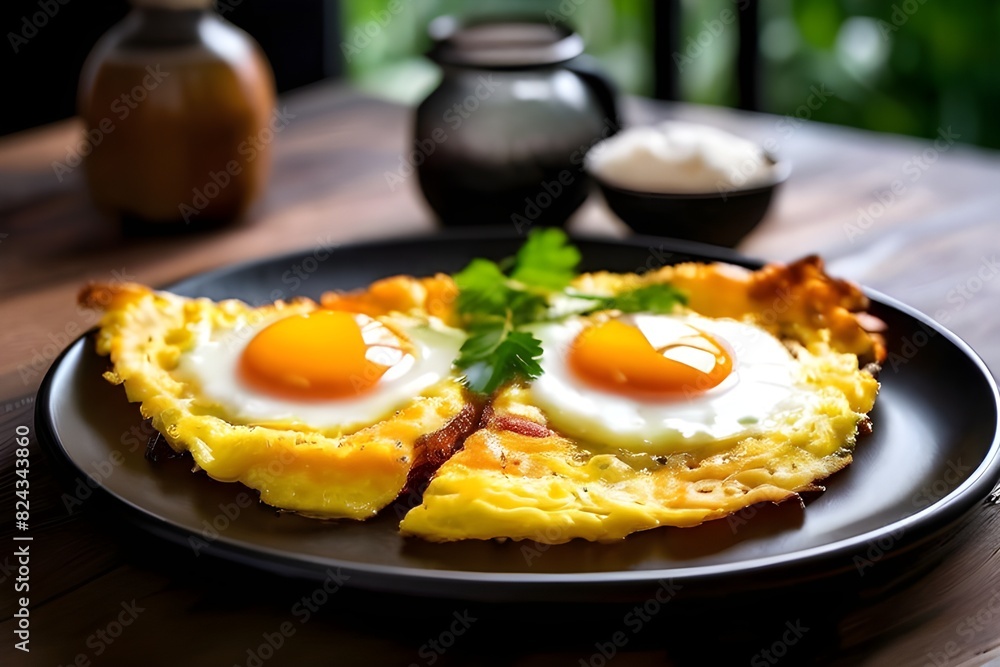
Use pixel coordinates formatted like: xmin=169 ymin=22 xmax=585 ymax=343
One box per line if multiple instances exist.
xmin=80 ymin=278 xmax=468 ymax=519
xmin=176 ymin=308 xmax=464 ymax=433
xmin=529 ymin=313 xmax=816 ymax=453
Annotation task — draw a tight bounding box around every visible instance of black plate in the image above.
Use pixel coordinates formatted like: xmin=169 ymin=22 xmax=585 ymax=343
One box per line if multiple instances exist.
xmin=36 ymin=231 xmax=1000 ymax=602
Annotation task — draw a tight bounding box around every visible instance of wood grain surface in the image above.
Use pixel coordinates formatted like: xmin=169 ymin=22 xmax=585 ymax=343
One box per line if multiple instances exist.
xmin=1 ymin=82 xmax=999 ymax=667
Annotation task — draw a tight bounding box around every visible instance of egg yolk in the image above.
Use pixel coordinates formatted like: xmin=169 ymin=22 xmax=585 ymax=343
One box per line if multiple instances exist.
xmin=240 ymin=311 xmax=408 ymax=400
xmin=569 ymin=319 xmax=733 ymax=396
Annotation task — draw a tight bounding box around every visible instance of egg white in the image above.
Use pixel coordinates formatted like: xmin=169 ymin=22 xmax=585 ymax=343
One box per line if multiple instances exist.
xmin=528 ymin=313 xmax=813 ymax=453
xmin=175 ymin=310 xmax=465 ymax=433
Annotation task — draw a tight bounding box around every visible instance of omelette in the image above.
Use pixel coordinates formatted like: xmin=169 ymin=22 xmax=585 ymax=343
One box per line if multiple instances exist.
xmin=81 ymin=240 xmax=884 ymax=543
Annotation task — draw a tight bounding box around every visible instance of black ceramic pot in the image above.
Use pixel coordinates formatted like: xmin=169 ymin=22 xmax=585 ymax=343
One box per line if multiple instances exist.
xmin=413 ymin=15 xmax=620 ymax=230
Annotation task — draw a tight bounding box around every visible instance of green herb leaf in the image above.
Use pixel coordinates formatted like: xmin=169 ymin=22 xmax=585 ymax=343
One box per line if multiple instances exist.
xmin=455 ymin=322 xmax=544 ymax=394
xmin=600 ymin=284 xmax=688 ymax=314
xmin=507 ymin=290 xmax=550 ymax=327
xmin=510 ymin=228 xmax=581 ymax=290
xmin=452 ymin=231 xmax=563 ymax=325
xmin=453 ymin=258 xmax=510 ymax=318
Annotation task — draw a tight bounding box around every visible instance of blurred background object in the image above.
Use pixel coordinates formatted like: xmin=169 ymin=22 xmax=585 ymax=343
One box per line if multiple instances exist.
xmin=586 ymin=122 xmax=791 ymax=246
xmin=77 ymin=0 xmax=276 ymax=230
xmin=412 ymin=15 xmax=619 ymax=229
xmin=6 ymin=0 xmax=994 ymax=149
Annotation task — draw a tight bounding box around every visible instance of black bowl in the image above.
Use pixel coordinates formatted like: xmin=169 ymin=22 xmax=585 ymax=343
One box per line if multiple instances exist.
xmin=592 ymin=159 xmax=791 ymax=247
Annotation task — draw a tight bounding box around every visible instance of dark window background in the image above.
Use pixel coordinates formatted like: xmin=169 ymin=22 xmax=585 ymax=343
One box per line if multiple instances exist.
xmin=2 ymin=0 xmax=130 ymax=135
xmin=0 ymin=0 xmax=341 ymax=137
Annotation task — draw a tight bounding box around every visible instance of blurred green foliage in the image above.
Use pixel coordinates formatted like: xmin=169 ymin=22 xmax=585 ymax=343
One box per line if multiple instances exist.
xmin=760 ymin=0 xmax=1000 ymax=148
xmin=339 ymin=0 xmax=652 ymax=104
xmin=341 ymin=0 xmax=1000 ymax=148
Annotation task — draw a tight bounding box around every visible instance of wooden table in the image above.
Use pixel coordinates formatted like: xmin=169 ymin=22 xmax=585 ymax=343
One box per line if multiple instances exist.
xmin=2 ymin=83 xmax=999 ymax=666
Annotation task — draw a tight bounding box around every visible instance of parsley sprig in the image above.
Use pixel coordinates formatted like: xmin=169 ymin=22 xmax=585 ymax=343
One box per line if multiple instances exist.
xmin=452 ymin=229 xmax=687 ymax=394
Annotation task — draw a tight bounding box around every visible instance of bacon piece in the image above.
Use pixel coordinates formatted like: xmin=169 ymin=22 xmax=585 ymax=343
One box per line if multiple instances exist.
xmin=491 ymin=414 xmax=551 ymax=438
xmin=403 ymin=396 xmax=485 ymax=496
xmin=478 ymin=402 xmax=551 ymax=438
